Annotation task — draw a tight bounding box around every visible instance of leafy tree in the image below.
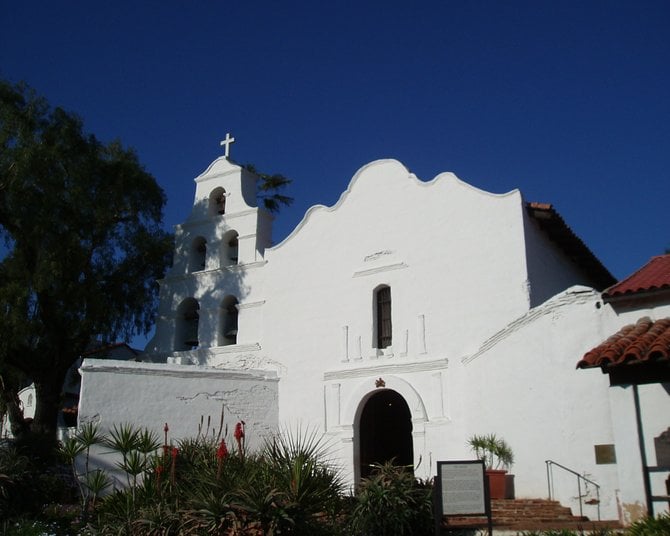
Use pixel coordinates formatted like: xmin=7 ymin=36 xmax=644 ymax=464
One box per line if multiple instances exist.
xmin=243 ymin=163 xmax=294 ymax=213
xmin=0 ymin=79 xmax=172 ymax=449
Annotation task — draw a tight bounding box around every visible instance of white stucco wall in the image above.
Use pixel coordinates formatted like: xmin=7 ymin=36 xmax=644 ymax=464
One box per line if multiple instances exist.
xmin=459 ymin=287 xmax=619 ymax=517
xmin=256 ymin=160 xmax=618 ymax=496
xmin=522 ymin=209 xmax=604 ymax=307
xmin=78 ymin=359 xmax=278 ymax=450
xmin=0 ymin=386 xmax=36 ymax=439
xmin=77 ymin=156 xmax=668 ymax=524
xmin=599 ymin=299 xmax=670 ymax=522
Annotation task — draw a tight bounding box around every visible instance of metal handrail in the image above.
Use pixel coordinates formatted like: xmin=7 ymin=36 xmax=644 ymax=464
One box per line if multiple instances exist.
xmin=545 ymin=459 xmax=601 ymax=521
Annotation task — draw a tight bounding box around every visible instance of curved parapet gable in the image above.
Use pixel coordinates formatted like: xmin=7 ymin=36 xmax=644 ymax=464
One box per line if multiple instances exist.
xmin=196 ymin=156 xmax=238 ymax=179
xmin=189 ymin=157 xmax=260 ymax=219
xmin=269 ymin=158 xmax=520 ymax=250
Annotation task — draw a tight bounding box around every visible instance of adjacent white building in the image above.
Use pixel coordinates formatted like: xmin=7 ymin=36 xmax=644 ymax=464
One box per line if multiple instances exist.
xmin=79 ymin=153 xmax=669 ymax=525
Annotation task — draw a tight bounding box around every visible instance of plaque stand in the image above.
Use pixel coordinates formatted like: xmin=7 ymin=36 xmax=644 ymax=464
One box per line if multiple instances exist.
xmin=434 ymin=460 xmax=492 ymax=536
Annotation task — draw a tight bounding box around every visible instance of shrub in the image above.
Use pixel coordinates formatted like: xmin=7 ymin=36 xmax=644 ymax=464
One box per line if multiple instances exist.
xmin=627 ymin=512 xmax=670 ymax=536
xmin=1 ymin=440 xmax=76 ymax=522
xmin=348 ymin=461 xmax=433 ymax=536
xmin=89 ymin=423 xmax=346 ymax=535
xmin=467 ymin=433 xmax=514 ymax=470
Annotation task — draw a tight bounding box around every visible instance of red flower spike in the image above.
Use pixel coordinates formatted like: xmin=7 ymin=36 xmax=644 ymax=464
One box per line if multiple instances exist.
xmin=164 ymin=423 xmax=169 ymax=433
xmin=234 ymin=421 xmax=245 ymax=461
xmin=217 ymin=440 xmax=229 ymax=460
xmin=234 ymin=422 xmax=245 ymax=440
xmin=172 ymin=447 xmax=179 ymax=458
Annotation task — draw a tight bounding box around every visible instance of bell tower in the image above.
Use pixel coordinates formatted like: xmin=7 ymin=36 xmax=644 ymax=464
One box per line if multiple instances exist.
xmin=147 ymin=135 xmax=272 ymax=358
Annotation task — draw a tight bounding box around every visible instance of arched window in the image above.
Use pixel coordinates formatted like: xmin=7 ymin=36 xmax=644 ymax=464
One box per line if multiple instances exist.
xmin=190 ymin=237 xmax=207 ymax=272
xmin=219 ymin=296 xmax=239 ymax=346
xmin=221 ymin=230 xmax=239 ymax=267
xmin=374 ymin=285 xmax=392 ymax=349
xmin=176 ymin=298 xmax=200 ymax=350
xmin=209 ymin=187 xmax=226 ymax=216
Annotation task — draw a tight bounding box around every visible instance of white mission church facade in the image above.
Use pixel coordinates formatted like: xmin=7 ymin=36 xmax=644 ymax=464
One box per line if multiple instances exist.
xmin=79 ymin=147 xmax=669 ymax=524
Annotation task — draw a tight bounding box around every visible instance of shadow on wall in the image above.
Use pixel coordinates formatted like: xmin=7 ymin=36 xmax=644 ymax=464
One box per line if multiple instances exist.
xmin=153 ymin=193 xmax=257 ymax=356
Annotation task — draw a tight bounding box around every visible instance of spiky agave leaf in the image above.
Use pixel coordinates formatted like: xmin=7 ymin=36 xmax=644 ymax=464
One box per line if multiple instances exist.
xmin=106 ymin=423 xmax=141 ymax=454
xmin=84 ymin=468 xmax=111 ymax=496
xmin=59 ymin=435 xmax=85 ymax=463
xmin=76 ymin=421 xmax=103 ymax=448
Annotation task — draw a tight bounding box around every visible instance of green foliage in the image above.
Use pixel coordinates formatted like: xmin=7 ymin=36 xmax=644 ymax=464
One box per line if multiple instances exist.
xmin=467 ymin=433 xmax=514 ymax=470
xmin=0 ymin=517 xmax=87 ymax=536
xmin=59 ymin=436 xmax=85 ymax=463
xmin=0 ymin=443 xmax=30 ymax=517
xmin=254 ymin=426 xmax=346 ymax=534
xmin=83 ymin=469 xmax=111 ymax=504
xmin=521 ymin=529 xmax=604 ymax=536
xmin=348 ymin=461 xmax=434 ymax=536
xmin=0 ymin=78 xmax=172 ymax=444
xmin=520 ymin=530 xmax=624 ymax=536
xmin=0 ymin=441 xmax=75 ymax=522
xmin=244 ymin=163 xmax=294 ymax=213
xmin=85 ymin=424 xmax=346 ymax=535
xmin=136 ymin=428 xmax=161 ymax=455
xmin=76 ymin=421 xmax=103 ymax=449
xmin=627 ymin=512 xmax=670 ymax=536
xmin=106 ymin=423 xmax=142 ymax=455
xmin=60 ymin=422 xmax=109 ymax=515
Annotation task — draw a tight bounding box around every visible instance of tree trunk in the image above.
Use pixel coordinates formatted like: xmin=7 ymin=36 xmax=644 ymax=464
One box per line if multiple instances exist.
xmin=10 ymin=370 xmax=67 ymax=458
xmin=31 ymin=369 xmax=67 ymax=442
xmin=1 ymin=383 xmax=30 ymax=438
xmin=32 ymin=375 xmax=64 ymax=439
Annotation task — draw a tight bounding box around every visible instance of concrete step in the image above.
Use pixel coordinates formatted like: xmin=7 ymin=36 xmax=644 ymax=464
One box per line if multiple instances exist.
xmin=441 ymin=498 xmax=623 ymax=532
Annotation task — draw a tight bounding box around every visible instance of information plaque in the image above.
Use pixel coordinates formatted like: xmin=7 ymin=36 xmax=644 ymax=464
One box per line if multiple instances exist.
xmin=440 ymin=461 xmax=486 ymax=514
xmin=434 ymin=460 xmax=491 ymax=536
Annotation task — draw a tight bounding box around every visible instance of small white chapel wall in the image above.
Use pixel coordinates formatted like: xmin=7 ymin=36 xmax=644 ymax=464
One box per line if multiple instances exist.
xmin=78 ymin=359 xmax=279 ymax=451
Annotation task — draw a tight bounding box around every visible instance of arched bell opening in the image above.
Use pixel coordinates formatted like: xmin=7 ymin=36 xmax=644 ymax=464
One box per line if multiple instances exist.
xmin=189 ymin=237 xmax=207 ymax=272
xmin=176 ymin=297 xmax=200 ymax=350
xmin=209 ymin=187 xmax=226 ymax=216
xmin=218 ymin=295 xmax=239 ymax=346
xmin=221 ymin=230 xmax=239 ymax=267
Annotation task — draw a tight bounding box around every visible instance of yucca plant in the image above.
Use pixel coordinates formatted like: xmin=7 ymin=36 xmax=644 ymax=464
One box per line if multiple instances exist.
xmin=260 ymin=426 xmax=345 ymax=534
xmin=131 ymin=501 xmax=181 ymax=535
xmin=60 ymin=422 xmax=105 ymax=515
xmin=179 ymin=488 xmax=239 ymax=535
xmin=136 ymin=429 xmax=161 ymax=459
xmin=106 ymin=423 xmax=141 ymax=456
xmin=467 ymin=433 xmax=514 ymax=470
xmin=83 ymin=469 xmax=111 ymax=509
xmin=349 ymin=461 xmax=433 ymax=536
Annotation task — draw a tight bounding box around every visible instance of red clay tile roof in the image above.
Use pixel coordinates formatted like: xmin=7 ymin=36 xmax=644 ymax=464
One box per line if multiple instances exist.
xmin=602 ymin=254 xmax=670 ymax=301
xmin=577 ymin=317 xmax=670 ymax=369
xmin=526 ymin=202 xmax=615 ymax=290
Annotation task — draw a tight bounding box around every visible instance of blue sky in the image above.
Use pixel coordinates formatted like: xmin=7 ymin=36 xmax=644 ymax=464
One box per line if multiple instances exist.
xmin=2 ymin=1 xmax=669 ymax=333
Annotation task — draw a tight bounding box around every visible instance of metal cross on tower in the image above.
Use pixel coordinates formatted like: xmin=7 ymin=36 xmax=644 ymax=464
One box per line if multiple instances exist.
xmin=220 ymin=133 xmax=236 ymax=159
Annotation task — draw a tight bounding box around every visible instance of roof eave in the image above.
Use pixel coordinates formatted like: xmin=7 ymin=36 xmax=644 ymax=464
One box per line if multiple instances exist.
xmin=526 ymin=202 xmax=616 ymax=290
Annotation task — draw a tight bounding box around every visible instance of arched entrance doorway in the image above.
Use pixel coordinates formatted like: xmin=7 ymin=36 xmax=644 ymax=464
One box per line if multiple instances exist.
xmin=358 ymin=389 xmax=413 ymax=480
